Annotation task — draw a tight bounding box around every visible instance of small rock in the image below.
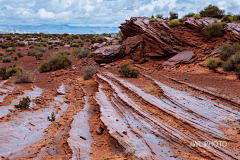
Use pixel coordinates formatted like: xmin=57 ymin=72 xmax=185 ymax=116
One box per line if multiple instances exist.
xmin=100 ymin=63 xmax=106 ymax=67
xmin=104 ymin=65 xmax=111 ymax=69
xmin=80 ymin=136 xmax=86 ymax=140
xmin=110 ymin=63 xmax=115 ymax=66
xmin=96 ymin=126 xmax=104 ymax=135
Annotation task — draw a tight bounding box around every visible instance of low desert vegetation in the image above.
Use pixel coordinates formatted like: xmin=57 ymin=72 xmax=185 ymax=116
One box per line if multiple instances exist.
xmin=0 ymin=51 xmax=4 ymax=56
xmin=160 ymin=30 xmax=167 ymax=36
xmin=35 ymin=52 xmax=44 ymax=60
xmin=149 ymin=18 xmax=156 ymax=22
xmin=118 ymin=64 xmax=140 ymax=78
xmin=14 ymin=96 xmax=31 ymax=109
xmin=6 ymin=66 xmax=23 ymax=77
xmin=87 ymin=52 xmax=94 ymax=58
xmin=156 ymin=14 xmax=163 ymax=18
xmin=202 ymin=22 xmax=225 ymax=39
xmin=48 ymin=112 xmax=56 ymax=122
xmin=58 ymin=50 xmax=71 ymax=55
xmin=205 ymin=57 xmax=219 ymax=69
xmin=38 ymin=53 xmax=72 ymax=72
xmin=200 ymin=4 xmax=225 ymax=18
xmin=218 ymin=43 xmax=240 ymax=61
xmin=14 ymin=70 xmax=33 ymax=83
xmin=170 ymin=11 xmax=178 ymax=20
xmin=169 ymin=20 xmax=180 ymax=27
xmin=149 ymin=86 xmax=156 ymax=92
xmin=0 ymin=66 xmax=9 ymax=80
xmin=193 ymin=14 xmax=201 ymax=19
xmin=83 ymin=65 xmax=97 ymax=80
xmin=2 ymin=56 xmax=11 ymax=62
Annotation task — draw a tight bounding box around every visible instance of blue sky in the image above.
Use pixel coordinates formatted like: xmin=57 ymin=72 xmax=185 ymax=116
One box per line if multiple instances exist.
xmin=0 ymin=0 xmax=239 ymax=27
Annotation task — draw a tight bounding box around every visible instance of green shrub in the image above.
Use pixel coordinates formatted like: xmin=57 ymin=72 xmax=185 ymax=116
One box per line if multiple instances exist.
xmin=222 ymin=58 xmax=234 ymax=71
xmin=2 ymin=56 xmax=11 ymax=62
xmin=205 ymin=57 xmax=218 ymax=69
xmin=108 ymin=41 xmax=112 ymax=45
xmin=16 ymin=41 xmax=25 ymax=47
xmin=218 ymin=43 xmax=240 ymax=61
xmin=0 ymin=66 xmax=9 ymax=80
xmin=170 ymin=12 xmax=178 ymax=20
xmin=29 ymin=45 xmax=34 ymax=48
xmin=193 ymin=14 xmax=201 ymax=19
xmin=48 ymin=112 xmax=56 ymax=122
xmin=183 ymin=13 xmax=194 ymax=18
xmin=0 ymin=51 xmax=4 ymax=56
xmin=149 ymin=86 xmax=156 ymax=92
xmin=6 ymin=47 xmax=15 ymax=52
xmin=200 ymin=4 xmax=225 ymax=18
xmin=36 ymin=46 xmax=47 ymax=53
xmin=6 ymin=66 xmax=23 ymax=76
xmin=17 ymin=52 xmax=23 ymax=57
xmin=76 ymin=49 xmax=90 ymax=59
xmin=156 ymin=14 xmax=163 ymax=18
xmin=71 ymin=43 xmax=78 ymax=47
xmin=14 ymin=96 xmax=31 ymax=109
xmin=149 ymin=18 xmax=156 ymax=22
xmin=169 ymin=20 xmax=180 ymax=27
xmin=118 ymin=64 xmax=140 ymax=78
xmin=160 ymin=30 xmax=167 ymax=36
xmin=96 ymin=35 xmax=104 ymax=42
xmin=202 ymin=22 xmax=224 ymax=39
xmin=14 ymin=57 xmax=18 ymax=60
xmin=87 ymin=52 xmax=94 ymax=58
xmin=35 ymin=52 xmax=44 ymax=60
xmin=83 ymin=65 xmax=97 ymax=80
xmin=222 ymin=15 xmax=233 ymax=22
xmin=36 ymin=42 xmax=47 ymax=47
xmin=38 ymin=54 xmax=72 ymax=72
xmin=179 ymin=18 xmax=183 ymax=22
xmin=58 ymin=50 xmax=71 ymax=55
xmin=14 ymin=70 xmax=33 ymax=83
xmin=235 ymin=64 xmax=240 ymax=79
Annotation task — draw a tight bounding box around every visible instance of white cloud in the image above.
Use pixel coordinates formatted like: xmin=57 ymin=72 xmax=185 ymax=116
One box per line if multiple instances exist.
xmin=0 ymin=0 xmax=239 ymax=26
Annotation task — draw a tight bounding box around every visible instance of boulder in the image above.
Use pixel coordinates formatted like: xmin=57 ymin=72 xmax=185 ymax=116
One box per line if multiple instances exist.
xmin=163 ymin=51 xmax=196 ymax=66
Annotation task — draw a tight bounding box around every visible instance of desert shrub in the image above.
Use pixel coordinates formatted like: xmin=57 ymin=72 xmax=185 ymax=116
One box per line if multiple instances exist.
xmin=29 ymin=45 xmax=34 ymax=48
xmin=169 ymin=20 xmax=180 ymax=27
xmin=76 ymin=49 xmax=90 ymax=59
xmin=200 ymin=4 xmax=225 ymax=18
xmin=235 ymin=64 xmax=240 ymax=79
xmin=14 ymin=57 xmax=17 ymax=60
xmin=6 ymin=66 xmax=23 ymax=76
xmin=222 ymin=15 xmax=233 ymax=23
xmin=0 ymin=51 xmax=4 ymax=56
xmin=218 ymin=43 xmax=240 ymax=61
xmin=193 ymin=14 xmax=201 ymax=19
xmin=0 ymin=66 xmax=9 ymax=80
xmin=72 ymin=47 xmax=82 ymax=56
xmin=71 ymin=43 xmax=78 ymax=47
xmin=38 ymin=54 xmax=72 ymax=72
xmin=149 ymin=86 xmax=156 ymax=92
xmin=160 ymin=30 xmax=167 ymax=36
xmin=36 ymin=46 xmax=47 ymax=53
xmin=6 ymin=47 xmax=15 ymax=52
xmin=118 ymin=64 xmax=140 ymax=78
xmin=96 ymin=35 xmax=104 ymax=42
xmin=183 ymin=13 xmax=194 ymax=18
xmin=14 ymin=96 xmax=31 ymax=109
xmin=222 ymin=58 xmax=234 ymax=71
xmin=58 ymin=50 xmax=71 ymax=55
xmin=108 ymin=41 xmax=112 ymax=45
xmin=202 ymin=22 xmax=224 ymax=39
xmin=14 ymin=70 xmax=33 ymax=83
xmin=179 ymin=18 xmax=183 ymax=22
xmin=2 ymin=56 xmax=11 ymax=62
xmin=205 ymin=57 xmax=218 ymax=69
xmin=156 ymin=14 xmax=163 ymax=18
xmin=232 ymin=52 xmax=240 ymax=64
xmin=118 ymin=40 xmax=123 ymax=44
xmin=149 ymin=18 xmax=155 ymax=22
xmin=36 ymin=42 xmax=47 ymax=47
xmin=17 ymin=52 xmax=23 ymax=57
xmin=87 ymin=52 xmax=94 ymax=58
xmin=48 ymin=112 xmax=56 ymax=122
xmin=35 ymin=52 xmax=44 ymax=60
xmin=83 ymin=65 xmax=97 ymax=80
xmin=28 ymin=50 xmax=38 ymax=56
xmin=16 ymin=41 xmax=25 ymax=47
xmin=170 ymin=12 xmax=178 ymax=20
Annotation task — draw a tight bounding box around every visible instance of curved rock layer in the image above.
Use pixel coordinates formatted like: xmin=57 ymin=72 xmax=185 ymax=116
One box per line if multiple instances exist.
xmin=94 ymin=17 xmax=240 ymax=63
